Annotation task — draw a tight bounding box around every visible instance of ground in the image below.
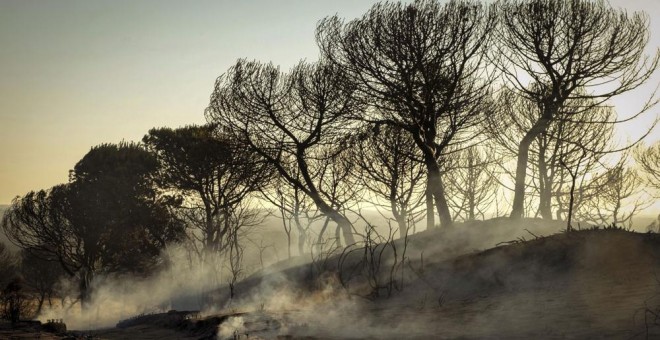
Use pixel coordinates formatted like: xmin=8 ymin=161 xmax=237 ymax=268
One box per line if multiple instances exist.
xmin=6 ymin=220 xmax=660 ymax=339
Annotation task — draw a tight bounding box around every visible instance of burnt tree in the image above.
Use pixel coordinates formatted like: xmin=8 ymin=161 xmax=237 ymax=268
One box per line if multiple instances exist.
xmin=495 ymin=0 xmax=658 ymax=219
xmin=317 ymin=0 xmax=496 ymax=228
xmin=207 ymin=60 xmax=362 ymax=246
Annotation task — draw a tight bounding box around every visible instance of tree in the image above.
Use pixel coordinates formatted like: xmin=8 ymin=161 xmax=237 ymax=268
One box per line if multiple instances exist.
xmin=495 ymin=0 xmax=659 ymax=219
xmin=313 ymin=145 xmax=364 ymax=245
xmin=542 ymin=112 xmax=613 ymax=222
xmin=259 ymin=170 xmax=319 ymax=257
xmin=207 ymin=59 xmax=361 ymax=246
xmin=1 ymin=277 xmax=33 ymax=325
xmin=577 ymin=156 xmax=649 ymax=228
xmin=143 ymin=124 xmax=271 ymax=257
xmin=0 ymin=242 xmax=18 ymax=289
xmin=349 ymin=124 xmax=426 ymax=237
xmin=317 ymin=0 xmax=496 ymax=228
xmin=635 ymin=141 xmax=660 ymax=195
xmin=225 ymin=219 xmax=244 ymax=300
xmin=20 ymin=248 xmax=64 ymax=314
xmin=443 ymin=144 xmax=499 ymax=222
xmin=2 ymin=143 xmax=185 ymax=305
xmin=489 ymin=87 xmax=616 ymax=220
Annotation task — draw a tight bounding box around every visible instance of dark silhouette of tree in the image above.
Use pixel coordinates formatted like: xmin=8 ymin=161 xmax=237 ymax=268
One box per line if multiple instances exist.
xmin=547 ymin=105 xmax=616 ymax=225
xmin=226 ymin=218 xmax=244 ymax=300
xmin=259 ymin=170 xmax=319 ymax=257
xmin=443 ymin=144 xmax=499 ymax=222
xmin=349 ymin=124 xmax=426 ymax=237
xmin=206 ymin=60 xmax=361 ymax=246
xmin=0 ymin=242 xmax=18 ymax=289
xmin=314 ymin=144 xmax=364 ymax=245
xmin=1 ymin=277 xmax=32 ymax=325
xmin=317 ymin=0 xmax=496 ymax=228
xmin=1 ymin=143 xmax=185 ymax=306
xmin=635 ymin=141 xmax=660 ymax=195
xmin=495 ymin=0 xmax=659 ymax=219
xmin=20 ymin=248 xmax=64 ymax=314
xmin=490 ymin=87 xmax=616 ymax=220
xmin=143 ymin=124 xmax=271 ymax=257
xmin=576 ymin=155 xmax=649 ymax=228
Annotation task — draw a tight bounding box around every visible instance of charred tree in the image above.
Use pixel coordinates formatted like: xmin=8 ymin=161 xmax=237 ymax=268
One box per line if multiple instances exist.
xmin=349 ymin=124 xmax=426 ymax=236
xmin=495 ymin=0 xmax=658 ymax=219
xmin=206 ymin=60 xmax=361 ymax=246
xmin=1 ymin=143 xmax=184 ymax=307
xmin=143 ymin=124 xmax=271 ymax=257
xmin=317 ymin=0 xmax=496 ymax=228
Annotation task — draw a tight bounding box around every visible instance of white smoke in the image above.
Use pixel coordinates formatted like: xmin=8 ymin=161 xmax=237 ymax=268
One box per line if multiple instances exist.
xmin=36 ymin=245 xmax=238 ymax=330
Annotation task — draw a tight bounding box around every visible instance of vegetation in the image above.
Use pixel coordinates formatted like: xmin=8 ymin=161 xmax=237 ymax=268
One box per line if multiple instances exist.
xmin=1 ymin=143 xmax=185 ymax=305
xmin=317 ymin=0 xmax=496 ymax=228
xmin=0 ymin=0 xmax=657 ymax=323
xmin=494 ymin=0 xmax=658 ymax=219
xmin=1 ymin=277 xmax=33 ymax=324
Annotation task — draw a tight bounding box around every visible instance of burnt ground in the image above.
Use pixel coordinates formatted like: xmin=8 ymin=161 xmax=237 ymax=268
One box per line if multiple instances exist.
xmin=6 ymin=220 xmax=660 ymax=339
xmin=208 ymin=225 xmax=660 ymax=339
xmin=0 ymin=320 xmax=63 ymax=339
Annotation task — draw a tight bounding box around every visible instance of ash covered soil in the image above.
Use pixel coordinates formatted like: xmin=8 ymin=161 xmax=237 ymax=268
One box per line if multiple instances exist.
xmin=20 ymin=220 xmax=660 ymax=339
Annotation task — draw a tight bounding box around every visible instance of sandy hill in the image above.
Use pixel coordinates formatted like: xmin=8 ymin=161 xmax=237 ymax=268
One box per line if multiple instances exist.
xmin=203 ymin=226 xmax=660 ymax=339
xmin=87 ymin=220 xmax=660 ymax=339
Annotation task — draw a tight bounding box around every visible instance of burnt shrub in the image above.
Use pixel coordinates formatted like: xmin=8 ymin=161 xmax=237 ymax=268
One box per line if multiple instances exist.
xmin=0 ymin=276 xmax=35 ymax=325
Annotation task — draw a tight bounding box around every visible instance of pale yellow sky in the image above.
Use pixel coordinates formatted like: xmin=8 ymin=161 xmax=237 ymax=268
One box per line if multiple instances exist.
xmin=0 ymin=0 xmax=658 ymax=204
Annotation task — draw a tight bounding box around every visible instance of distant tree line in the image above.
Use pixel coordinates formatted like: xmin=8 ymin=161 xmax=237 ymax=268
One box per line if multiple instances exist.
xmin=1 ymin=0 xmax=658 ymax=312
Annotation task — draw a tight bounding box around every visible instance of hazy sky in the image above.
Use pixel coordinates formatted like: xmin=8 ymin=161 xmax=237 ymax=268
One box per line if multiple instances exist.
xmin=0 ymin=0 xmax=658 ymax=204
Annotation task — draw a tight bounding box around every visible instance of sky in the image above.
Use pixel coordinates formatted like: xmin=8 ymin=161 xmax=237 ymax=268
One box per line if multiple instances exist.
xmin=0 ymin=0 xmax=659 ymax=204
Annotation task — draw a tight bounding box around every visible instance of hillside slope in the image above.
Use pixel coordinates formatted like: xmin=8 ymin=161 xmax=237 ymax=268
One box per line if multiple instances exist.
xmin=204 ymin=226 xmax=660 ymax=339
xmin=33 ymin=220 xmax=660 ymax=339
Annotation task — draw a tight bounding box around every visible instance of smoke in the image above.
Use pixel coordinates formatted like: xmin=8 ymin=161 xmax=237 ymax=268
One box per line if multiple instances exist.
xmin=217 ymin=316 xmax=244 ymax=339
xmin=32 ymin=217 xmax=655 ymax=338
xmin=37 ymin=217 xmax=555 ymax=331
xmin=36 ymin=245 xmax=240 ymax=330
xmin=31 ymin=217 xmax=542 ymax=331
xmin=202 ymin=220 xmax=660 ymax=339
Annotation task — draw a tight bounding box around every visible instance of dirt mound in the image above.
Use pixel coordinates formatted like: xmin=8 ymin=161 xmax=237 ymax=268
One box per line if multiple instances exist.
xmin=64 ymin=223 xmax=660 ymax=339
xmin=207 ymin=227 xmax=660 ymax=339
xmin=0 ymin=320 xmax=66 ymax=339
xmin=370 ymin=228 xmax=660 ymax=338
xmin=113 ymin=310 xmax=229 ymax=339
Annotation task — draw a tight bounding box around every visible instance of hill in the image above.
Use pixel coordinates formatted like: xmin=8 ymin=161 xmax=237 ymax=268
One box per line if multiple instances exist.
xmin=97 ymin=220 xmax=660 ymax=339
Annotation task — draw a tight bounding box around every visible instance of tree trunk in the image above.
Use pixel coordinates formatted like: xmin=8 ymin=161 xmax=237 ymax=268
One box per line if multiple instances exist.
xmin=79 ymin=269 xmax=93 ymax=308
xmin=566 ymin=170 xmax=577 ymax=232
xmin=335 ymin=214 xmax=355 ymax=245
xmin=425 ymin=182 xmax=435 ymax=229
xmin=293 ymin=214 xmax=306 ymax=256
xmin=317 ymin=216 xmax=331 ymax=245
xmin=390 ymin=199 xmax=408 ymax=238
xmin=412 ymin=129 xmax=448 ymax=228
xmin=296 ymin=152 xmax=355 ymax=245
xmin=305 ymin=190 xmax=355 ymax=245
xmin=334 ymin=225 xmax=342 ymax=248
xmin=36 ymin=292 xmax=45 ymax=315
xmin=203 ymin=199 xmax=215 ymax=252
xmin=538 ymin=143 xmax=553 ymax=220
xmin=280 ymin=211 xmax=292 ymax=259
xmin=466 ymin=150 xmax=476 ymax=221
xmin=511 ymin=115 xmax=554 ymax=219
xmin=467 ymin=181 xmax=476 ymax=221
xmin=427 ymin=163 xmax=453 ymax=228
xmin=398 ymin=211 xmax=408 ymax=238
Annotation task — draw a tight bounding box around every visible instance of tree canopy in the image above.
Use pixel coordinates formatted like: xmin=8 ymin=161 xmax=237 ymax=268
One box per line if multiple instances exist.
xmin=1 ymin=142 xmax=185 ymax=304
